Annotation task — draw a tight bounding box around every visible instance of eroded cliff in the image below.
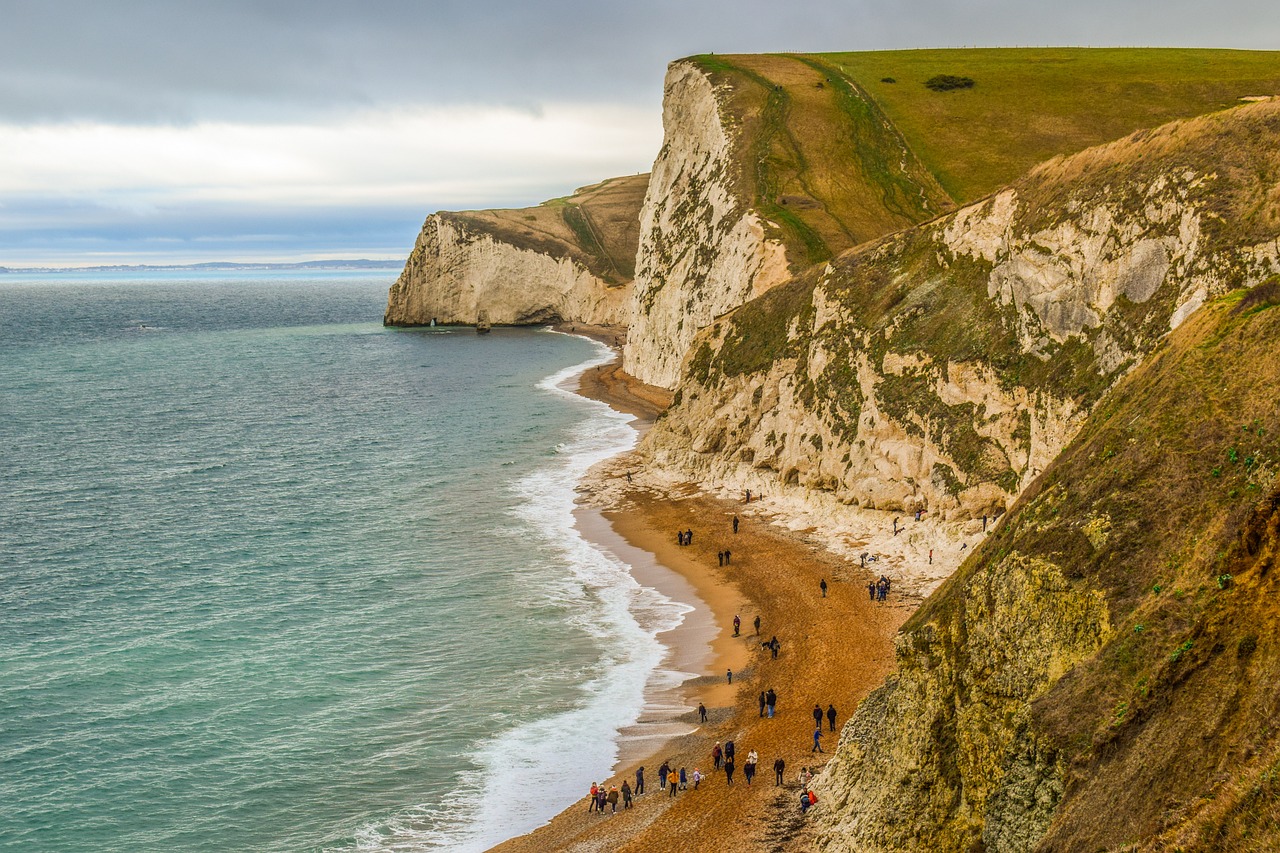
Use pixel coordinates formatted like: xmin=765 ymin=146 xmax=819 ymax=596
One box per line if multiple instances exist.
xmin=637 ymin=101 xmax=1280 ymax=527
xmin=815 ymin=280 xmax=1280 ymax=852
xmin=384 ymin=174 xmax=647 ymax=328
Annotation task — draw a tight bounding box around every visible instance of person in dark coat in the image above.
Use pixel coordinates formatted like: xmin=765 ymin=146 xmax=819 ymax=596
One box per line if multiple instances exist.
xmin=774 ymin=757 xmax=786 ymax=785
xmin=827 ymin=703 xmax=838 ymax=731
xmin=812 ymin=704 xmax=823 ymax=728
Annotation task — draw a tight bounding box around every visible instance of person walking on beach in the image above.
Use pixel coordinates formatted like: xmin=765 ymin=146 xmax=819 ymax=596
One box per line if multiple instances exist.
xmin=812 ymin=726 xmax=824 ymax=753
xmin=724 ymin=756 xmax=736 ymax=786
xmin=724 ymin=550 xmax=731 ymax=564
xmin=820 ymin=578 xmax=828 ymax=597
xmin=588 ymin=782 xmax=599 ymax=812
xmin=698 ymin=702 xmax=707 ymax=723
xmin=754 ymin=615 xmax=761 ymax=634
xmin=727 ymin=668 xmax=733 ymax=684
xmin=725 ymin=739 xmax=735 ymax=762
xmin=774 ymin=757 xmax=786 ymax=785
xmin=770 ymin=637 xmax=779 ymax=659
xmin=766 ymin=688 xmax=776 ymax=717
xmin=813 ymin=704 xmax=823 ymax=729
xmin=658 ymin=760 xmax=670 ymax=790
xmin=597 ymin=786 xmax=607 ymax=813
xmin=621 ymin=779 xmax=632 ymax=808
xmin=712 ymin=742 xmax=722 ymax=769
xmin=686 ymin=528 xmax=693 ymax=545
xmin=827 ymin=703 xmax=838 ymax=732
xmin=733 ymin=615 xmax=741 ymax=637
xmin=635 ymin=766 xmax=645 ymax=795
xmin=718 ymin=551 xmax=724 ymax=566
xmin=679 ymin=767 xmax=688 ymax=790
xmin=693 ymin=768 xmax=703 ymax=788
xmin=744 ymin=750 xmax=758 ymax=785
xmin=668 ymin=768 xmax=679 ymax=797
xmin=759 ymin=692 xmax=767 ymax=717
xmin=607 ymin=785 xmax=619 ymax=814
xmin=733 ymin=515 xmax=739 ymax=534
xmin=868 ymin=581 xmax=875 ymax=601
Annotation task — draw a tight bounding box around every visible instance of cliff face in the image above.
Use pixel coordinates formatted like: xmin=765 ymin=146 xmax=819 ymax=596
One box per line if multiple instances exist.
xmin=638 ymin=101 xmax=1280 ymax=525
xmin=385 ymin=215 xmax=627 ymax=327
xmin=815 ymin=282 xmax=1280 ymax=851
xmin=622 ymin=53 xmax=961 ymax=389
xmin=384 ymin=174 xmax=647 ymax=328
xmin=622 ymin=60 xmax=790 ymax=388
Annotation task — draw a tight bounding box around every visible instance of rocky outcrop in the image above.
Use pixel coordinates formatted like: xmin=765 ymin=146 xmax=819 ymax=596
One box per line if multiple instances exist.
xmin=812 ymin=285 xmax=1280 ymax=850
xmin=385 ymin=215 xmax=628 ymax=327
xmin=384 ymin=174 xmax=648 ymax=328
xmin=623 ymin=60 xmax=790 ymax=388
xmin=816 ymin=554 xmax=1111 ymax=851
xmin=638 ymin=100 xmax=1280 ymax=523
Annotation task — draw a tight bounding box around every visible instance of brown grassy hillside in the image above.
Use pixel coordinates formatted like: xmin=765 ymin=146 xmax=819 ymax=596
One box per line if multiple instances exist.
xmin=974 ymin=282 xmax=1280 ymax=851
xmin=439 ymin=173 xmax=649 ymax=284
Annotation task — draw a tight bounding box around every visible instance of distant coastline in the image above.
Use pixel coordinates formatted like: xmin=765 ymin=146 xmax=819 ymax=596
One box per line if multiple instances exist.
xmin=0 ymin=259 xmax=403 ymax=274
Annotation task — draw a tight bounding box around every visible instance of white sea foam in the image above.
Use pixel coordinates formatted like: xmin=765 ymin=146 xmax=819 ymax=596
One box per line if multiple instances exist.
xmin=348 ymin=335 xmax=696 ymax=853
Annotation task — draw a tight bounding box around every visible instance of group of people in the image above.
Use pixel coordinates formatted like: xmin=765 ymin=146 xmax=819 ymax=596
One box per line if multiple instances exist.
xmin=676 ymin=528 xmax=694 ymax=546
xmin=589 ymin=754 xmax=823 ymax=817
xmin=868 ymin=575 xmax=892 ymax=602
xmin=757 ymin=688 xmax=779 ymax=717
xmin=709 ymin=740 xmax=778 ymax=787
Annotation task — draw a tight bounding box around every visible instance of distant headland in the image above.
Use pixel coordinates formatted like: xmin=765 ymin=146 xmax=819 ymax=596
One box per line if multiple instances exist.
xmin=0 ymin=259 xmax=403 ymax=274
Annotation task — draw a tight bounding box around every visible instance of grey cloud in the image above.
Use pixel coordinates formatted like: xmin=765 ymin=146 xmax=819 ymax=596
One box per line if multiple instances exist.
xmin=6 ymin=0 xmax=1279 ymax=124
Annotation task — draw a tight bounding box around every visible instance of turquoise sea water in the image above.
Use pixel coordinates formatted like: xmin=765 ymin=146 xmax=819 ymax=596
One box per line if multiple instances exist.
xmin=0 ymin=272 xmax=687 ymax=851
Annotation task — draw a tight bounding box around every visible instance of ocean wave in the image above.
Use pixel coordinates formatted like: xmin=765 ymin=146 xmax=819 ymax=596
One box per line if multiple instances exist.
xmin=344 ymin=337 xmax=694 ymax=853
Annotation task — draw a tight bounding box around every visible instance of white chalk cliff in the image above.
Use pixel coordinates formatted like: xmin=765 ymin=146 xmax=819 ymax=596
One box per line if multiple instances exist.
xmin=622 ymin=60 xmax=790 ymax=389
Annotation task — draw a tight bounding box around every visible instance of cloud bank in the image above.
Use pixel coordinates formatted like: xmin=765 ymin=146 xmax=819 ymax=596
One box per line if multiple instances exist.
xmin=3 ymin=0 xmax=1278 ymax=265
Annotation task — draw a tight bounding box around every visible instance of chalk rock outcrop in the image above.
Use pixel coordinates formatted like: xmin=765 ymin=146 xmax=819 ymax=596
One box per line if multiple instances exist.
xmin=638 ymin=100 xmax=1280 ymax=522
xmin=384 ymin=175 xmax=648 ymax=328
xmin=623 ymin=60 xmax=790 ymax=388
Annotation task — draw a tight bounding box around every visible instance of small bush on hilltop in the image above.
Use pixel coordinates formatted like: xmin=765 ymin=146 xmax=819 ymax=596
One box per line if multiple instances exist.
xmin=925 ymin=74 xmax=975 ymax=91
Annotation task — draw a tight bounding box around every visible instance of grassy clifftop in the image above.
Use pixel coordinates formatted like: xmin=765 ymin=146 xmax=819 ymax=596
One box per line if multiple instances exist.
xmin=437 ymin=173 xmax=649 ymax=285
xmin=689 ymin=48 xmax=1280 ymax=271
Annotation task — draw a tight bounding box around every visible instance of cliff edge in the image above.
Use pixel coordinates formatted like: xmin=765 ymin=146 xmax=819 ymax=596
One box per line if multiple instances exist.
xmin=384 ymin=174 xmax=648 ymax=328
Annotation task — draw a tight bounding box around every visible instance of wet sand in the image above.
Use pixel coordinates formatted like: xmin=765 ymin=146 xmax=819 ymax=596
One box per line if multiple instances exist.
xmin=490 ymin=357 xmax=910 ymax=853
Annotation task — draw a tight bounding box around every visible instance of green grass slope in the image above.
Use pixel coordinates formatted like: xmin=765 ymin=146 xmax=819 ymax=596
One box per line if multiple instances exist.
xmin=691 ymin=48 xmax=1280 ymax=271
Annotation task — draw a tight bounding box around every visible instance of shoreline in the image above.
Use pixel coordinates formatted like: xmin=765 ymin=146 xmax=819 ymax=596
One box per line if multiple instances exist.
xmin=489 ymin=352 xmax=910 ymax=852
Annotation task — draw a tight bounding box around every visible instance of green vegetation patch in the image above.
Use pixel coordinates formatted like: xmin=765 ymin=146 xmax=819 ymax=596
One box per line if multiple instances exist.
xmin=709 ymin=278 xmax=816 ymax=380
xmin=925 ymin=75 xmax=975 ymax=92
xmin=814 ymin=47 xmax=1280 ymax=202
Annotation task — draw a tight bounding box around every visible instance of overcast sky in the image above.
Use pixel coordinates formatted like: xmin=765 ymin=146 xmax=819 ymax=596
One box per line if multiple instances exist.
xmin=2 ymin=0 xmax=1277 ymax=266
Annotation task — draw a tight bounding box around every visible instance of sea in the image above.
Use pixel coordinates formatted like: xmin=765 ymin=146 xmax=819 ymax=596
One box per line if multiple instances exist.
xmin=0 ymin=271 xmax=693 ymax=852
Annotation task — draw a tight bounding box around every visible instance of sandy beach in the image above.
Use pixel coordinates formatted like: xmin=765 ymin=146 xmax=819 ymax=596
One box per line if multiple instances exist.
xmin=490 ymin=357 xmax=913 ymax=852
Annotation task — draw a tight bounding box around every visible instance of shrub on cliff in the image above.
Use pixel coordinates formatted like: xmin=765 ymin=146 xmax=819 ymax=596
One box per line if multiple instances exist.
xmin=924 ymin=74 xmax=975 ymax=91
